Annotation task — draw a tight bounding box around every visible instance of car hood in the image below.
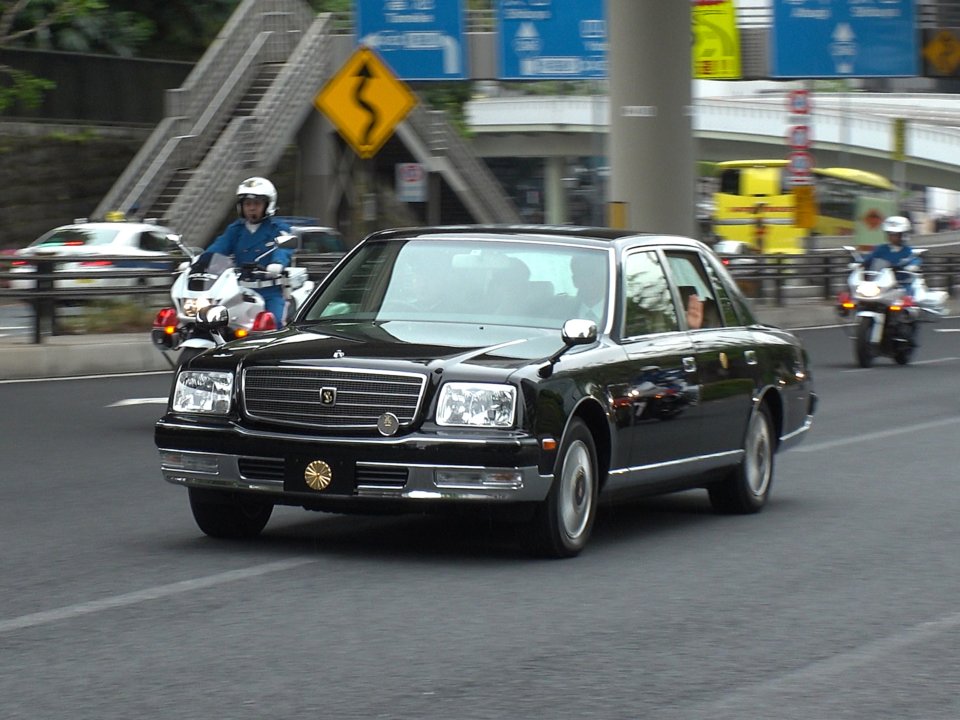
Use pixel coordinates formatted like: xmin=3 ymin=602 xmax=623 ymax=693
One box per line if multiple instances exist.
xmin=206 ymin=320 xmax=569 ymax=376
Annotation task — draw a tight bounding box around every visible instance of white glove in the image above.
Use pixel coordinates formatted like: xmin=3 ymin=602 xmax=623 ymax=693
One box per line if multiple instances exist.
xmin=266 ymin=263 xmax=284 ymax=278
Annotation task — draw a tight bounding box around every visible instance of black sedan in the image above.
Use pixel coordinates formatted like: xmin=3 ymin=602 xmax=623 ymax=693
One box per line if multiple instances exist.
xmin=155 ymin=225 xmax=816 ymax=557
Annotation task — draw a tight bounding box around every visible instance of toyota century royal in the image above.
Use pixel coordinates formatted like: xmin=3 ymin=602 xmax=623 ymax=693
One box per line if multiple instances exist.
xmin=155 ymin=225 xmax=816 ymax=557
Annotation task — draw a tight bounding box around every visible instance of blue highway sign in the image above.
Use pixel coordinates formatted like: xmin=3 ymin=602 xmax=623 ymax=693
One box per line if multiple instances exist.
xmin=498 ymin=0 xmax=607 ymax=80
xmin=356 ymin=0 xmax=466 ymax=80
xmin=771 ymin=0 xmax=918 ymax=78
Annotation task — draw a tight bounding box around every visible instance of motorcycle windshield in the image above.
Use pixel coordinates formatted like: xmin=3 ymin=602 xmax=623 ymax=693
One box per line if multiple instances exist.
xmin=187 ymin=253 xmax=233 ymax=292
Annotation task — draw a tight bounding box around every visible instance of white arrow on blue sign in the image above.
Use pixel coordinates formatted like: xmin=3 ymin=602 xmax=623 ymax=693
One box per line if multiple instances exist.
xmin=771 ymin=0 xmax=917 ymax=78
xmin=357 ymin=0 xmax=466 ymax=80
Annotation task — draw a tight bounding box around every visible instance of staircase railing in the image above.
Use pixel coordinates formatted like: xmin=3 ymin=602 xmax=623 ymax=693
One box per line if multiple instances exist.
xmin=97 ymin=0 xmax=518 ymax=237
xmin=400 ymin=105 xmax=521 ymax=223
xmin=167 ymin=13 xmax=337 ymax=245
xmin=93 ymin=0 xmax=315 ymax=222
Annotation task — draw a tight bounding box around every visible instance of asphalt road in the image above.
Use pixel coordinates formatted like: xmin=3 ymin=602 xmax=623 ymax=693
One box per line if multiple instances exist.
xmin=1 ymin=321 xmax=959 ymax=720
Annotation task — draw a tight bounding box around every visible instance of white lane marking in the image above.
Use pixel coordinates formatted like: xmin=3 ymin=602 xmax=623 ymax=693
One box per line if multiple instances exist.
xmin=106 ymin=397 xmax=168 ymax=407
xmin=934 ymin=328 xmax=960 ymax=332
xmin=840 ymin=356 xmax=960 ymax=372
xmin=685 ymin=609 xmax=960 ymax=717
xmin=795 ymin=416 xmax=960 ymax=453
xmin=0 ymin=370 xmax=170 ymax=385
xmin=0 ymin=558 xmax=315 ymax=635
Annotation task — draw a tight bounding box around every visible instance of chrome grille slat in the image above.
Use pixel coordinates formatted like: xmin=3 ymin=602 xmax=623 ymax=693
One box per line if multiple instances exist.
xmin=243 ymin=366 xmax=427 ymax=428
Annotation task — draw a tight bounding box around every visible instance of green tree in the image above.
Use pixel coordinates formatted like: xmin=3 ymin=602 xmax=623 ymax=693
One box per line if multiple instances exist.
xmin=0 ymin=0 xmax=111 ymax=111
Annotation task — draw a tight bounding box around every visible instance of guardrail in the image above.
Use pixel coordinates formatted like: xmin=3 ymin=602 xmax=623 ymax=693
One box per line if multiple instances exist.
xmin=724 ymin=250 xmax=960 ymax=305
xmin=3 ymin=249 xmax=958 ymax=343
xmin=0 ymin=252 xmax=345 ymax=344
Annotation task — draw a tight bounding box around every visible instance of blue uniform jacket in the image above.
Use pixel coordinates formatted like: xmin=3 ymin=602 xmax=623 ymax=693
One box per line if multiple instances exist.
xmin=863 ymin=243 xmax=921 ymax=291
xmin=863 ymin=243 xmax=920 ymax=271
xmin=204 ymin=217 xmax=293 ymax=269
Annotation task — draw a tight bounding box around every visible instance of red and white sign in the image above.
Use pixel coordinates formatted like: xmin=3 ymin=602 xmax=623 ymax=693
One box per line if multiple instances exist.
xmin=395 ymin=162 xmax=426 ymax=203
xmin=787 ymin=150 xmax=814 ymax=176
xmin=787 ymin=124 xmax=812 ymax=149
xmin=788 ymin=89 xmax=811 ymax=115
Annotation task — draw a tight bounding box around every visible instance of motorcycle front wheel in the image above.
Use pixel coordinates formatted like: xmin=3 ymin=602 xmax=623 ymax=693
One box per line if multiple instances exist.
xmin=855 ymin=316 xmax=875 ymax=368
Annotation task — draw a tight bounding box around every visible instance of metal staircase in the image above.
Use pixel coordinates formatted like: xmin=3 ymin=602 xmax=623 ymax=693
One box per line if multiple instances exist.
xmin=95 ymin=0 xmax=519 ymax=246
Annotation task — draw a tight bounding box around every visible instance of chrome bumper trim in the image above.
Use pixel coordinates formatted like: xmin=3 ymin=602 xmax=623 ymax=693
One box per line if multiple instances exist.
xmin=159 ymin=450 xmax=553 ymax=502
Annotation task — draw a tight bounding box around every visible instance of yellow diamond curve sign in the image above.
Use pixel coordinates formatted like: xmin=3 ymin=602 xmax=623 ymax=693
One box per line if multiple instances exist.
xmin=315 ymin=47 xmax=418 ymax=160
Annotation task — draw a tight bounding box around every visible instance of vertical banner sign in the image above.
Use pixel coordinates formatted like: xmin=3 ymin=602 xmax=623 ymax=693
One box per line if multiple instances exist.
xmin=692 ymin=0 xmax=742 ymax=79
xmin=356 ymin=0 xmax=467 ymax=80
xmin=892 ymin=117 xmax=907 ymax=161
xmin=771 ymin=0 xmax=918 ymax=78
xmin=497 ymin=0 xmax=607 ymax=80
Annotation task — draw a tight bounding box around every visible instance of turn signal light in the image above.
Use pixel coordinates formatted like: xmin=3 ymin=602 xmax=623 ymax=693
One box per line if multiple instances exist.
xmin=252 ymin=312 xmax=277 ymax=332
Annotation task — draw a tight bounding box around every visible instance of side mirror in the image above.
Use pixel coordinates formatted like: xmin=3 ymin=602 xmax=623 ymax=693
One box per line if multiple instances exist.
xmin=539 ymin=319 xmax=599 ymax=378
xmin=197 ymin=305 xmax=229 ymax=330
xmin=561 ymin=318 xmax=598 ymax=345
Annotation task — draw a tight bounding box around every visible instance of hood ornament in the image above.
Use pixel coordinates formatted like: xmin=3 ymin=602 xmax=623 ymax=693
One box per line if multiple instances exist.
xmin=332 ymin=349 xmax=345 ymax=359
xmin=377 ymin=412 xmax=399 ymax=437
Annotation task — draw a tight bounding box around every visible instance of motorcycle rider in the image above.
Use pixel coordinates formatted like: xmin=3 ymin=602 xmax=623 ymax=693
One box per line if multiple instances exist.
xmin=862 ymin=215 xmax=921 ymax=295
xmin=196 ymin=176 xmax=293 ymax=325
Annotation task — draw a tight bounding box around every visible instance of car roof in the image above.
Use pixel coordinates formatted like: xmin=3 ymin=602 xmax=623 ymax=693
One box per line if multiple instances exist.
xmin=364 ymin=224 xmax=707 ymax=253
xmin=50 ymin=221 xmax=172 ymax=233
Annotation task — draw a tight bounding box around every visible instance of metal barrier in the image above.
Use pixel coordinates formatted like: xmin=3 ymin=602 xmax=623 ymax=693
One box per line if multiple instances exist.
xmin=724 ymin=250 xmax=960 ymax=305
xmin=0 ymin=252 xmax=345 ymax=344
xmin=3 ymin=250 xmax=957 ymax=343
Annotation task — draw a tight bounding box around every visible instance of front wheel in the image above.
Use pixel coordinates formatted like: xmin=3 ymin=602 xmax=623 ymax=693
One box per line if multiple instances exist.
xmin=188 ymin=488 xmax=273 ymax=539
xmin=531 ymin=419 xmax=599 ymax=558
xmin=855 ymin=316 xmax=875 ymax=368
xmin=708 ymin=404 xmax=774 ymax=514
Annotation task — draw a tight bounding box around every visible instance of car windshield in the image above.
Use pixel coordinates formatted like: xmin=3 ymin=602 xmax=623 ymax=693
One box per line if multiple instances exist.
xmin=303 ymin=237 xmax=609 ymax=330
xmin=30 ymin=227 xmax=120 ymax=248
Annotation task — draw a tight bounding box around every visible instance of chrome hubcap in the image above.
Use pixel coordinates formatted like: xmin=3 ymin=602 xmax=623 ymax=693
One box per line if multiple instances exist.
xmin=560 ymin=440 xmax=593 ymax=540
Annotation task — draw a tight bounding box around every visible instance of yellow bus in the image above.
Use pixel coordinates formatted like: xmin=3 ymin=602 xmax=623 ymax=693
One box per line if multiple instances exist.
xmin=711 ymin=160 xmax=898 ymax=254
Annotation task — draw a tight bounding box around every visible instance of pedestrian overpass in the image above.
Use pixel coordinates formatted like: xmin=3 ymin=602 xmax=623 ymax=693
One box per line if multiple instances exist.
xmin=466 ymin=93 xmax=960 ymax=194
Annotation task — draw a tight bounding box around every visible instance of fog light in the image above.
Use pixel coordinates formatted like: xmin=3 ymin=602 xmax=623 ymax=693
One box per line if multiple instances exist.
xmin=435 ymin=469 xmax=523 ymax=489
xmin=160 ymin=451 xmax=219 ymax=474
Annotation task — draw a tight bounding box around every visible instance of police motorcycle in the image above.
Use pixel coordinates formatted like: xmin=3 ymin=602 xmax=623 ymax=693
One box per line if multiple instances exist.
xmin=837 ymin=245 xmax=947 ymax=368
xmin=151 ymin=233 xmax=314 ymax=366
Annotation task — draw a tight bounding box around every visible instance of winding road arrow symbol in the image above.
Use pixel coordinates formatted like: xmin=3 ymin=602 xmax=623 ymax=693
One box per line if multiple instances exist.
xmin=354 ymin=60 xmax=379 ymax=149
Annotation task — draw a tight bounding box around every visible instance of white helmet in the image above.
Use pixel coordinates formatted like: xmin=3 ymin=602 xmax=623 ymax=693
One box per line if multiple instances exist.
xmin=236 ymin=176 xmax=277 ymax=220
xmin=882 ymin=215 xmax=911 ymax=234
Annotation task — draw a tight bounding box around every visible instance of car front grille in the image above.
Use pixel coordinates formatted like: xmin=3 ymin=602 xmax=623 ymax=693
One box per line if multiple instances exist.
xmin=242 ymin=366 xmax=427 ymax=429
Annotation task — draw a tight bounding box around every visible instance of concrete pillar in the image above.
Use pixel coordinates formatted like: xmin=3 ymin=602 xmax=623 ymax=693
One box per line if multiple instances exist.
xmin=607 ymin=0 xmax=695 ymax=237
xmin=544 ymin=155 xmax=568 ymax=225
xmin=295 ymin=111 xmax=337 ymax=224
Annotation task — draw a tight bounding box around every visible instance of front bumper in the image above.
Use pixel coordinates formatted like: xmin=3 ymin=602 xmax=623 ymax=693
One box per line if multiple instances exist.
xmin=156 ymin=419 xmax=554 ymax=505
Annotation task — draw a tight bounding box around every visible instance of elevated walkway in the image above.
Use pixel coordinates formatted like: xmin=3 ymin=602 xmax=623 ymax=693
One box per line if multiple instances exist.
xmin=95 ymin=0 xmax=518 ymax=247
xmin=466 ymin=94 xmax=960 ymax=192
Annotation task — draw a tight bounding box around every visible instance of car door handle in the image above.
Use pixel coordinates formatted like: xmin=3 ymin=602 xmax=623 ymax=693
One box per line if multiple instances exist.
xmin=744 ymin=350 xmax=758 ymax=365
xmin=682 ymin=356 xmax=697 ymax=373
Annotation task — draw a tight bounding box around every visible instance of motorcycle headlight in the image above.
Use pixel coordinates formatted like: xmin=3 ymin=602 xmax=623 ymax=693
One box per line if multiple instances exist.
xmin=856 ymin=281 xmax=880 ymax=298
xmin=436 ymin=382 xmax=516 ymax=428
xmin=172 ymin=370 xmax=234 ymax=414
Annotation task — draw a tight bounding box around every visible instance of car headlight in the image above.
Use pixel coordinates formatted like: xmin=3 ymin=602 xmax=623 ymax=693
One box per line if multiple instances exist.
xmin=172 ymin=370 xmax=234 ymax=414
xmin=436 ymin=382 xmax=516 ymax=428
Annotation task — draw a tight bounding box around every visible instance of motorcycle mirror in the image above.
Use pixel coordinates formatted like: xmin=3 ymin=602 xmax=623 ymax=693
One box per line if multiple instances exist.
xmin=166 ymin=233 xmax=195 ymax=258
xmin=275 ymin=233 xmax=297 ymax=248
xmin=197 ymin=305 xmax=229 ymax=330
